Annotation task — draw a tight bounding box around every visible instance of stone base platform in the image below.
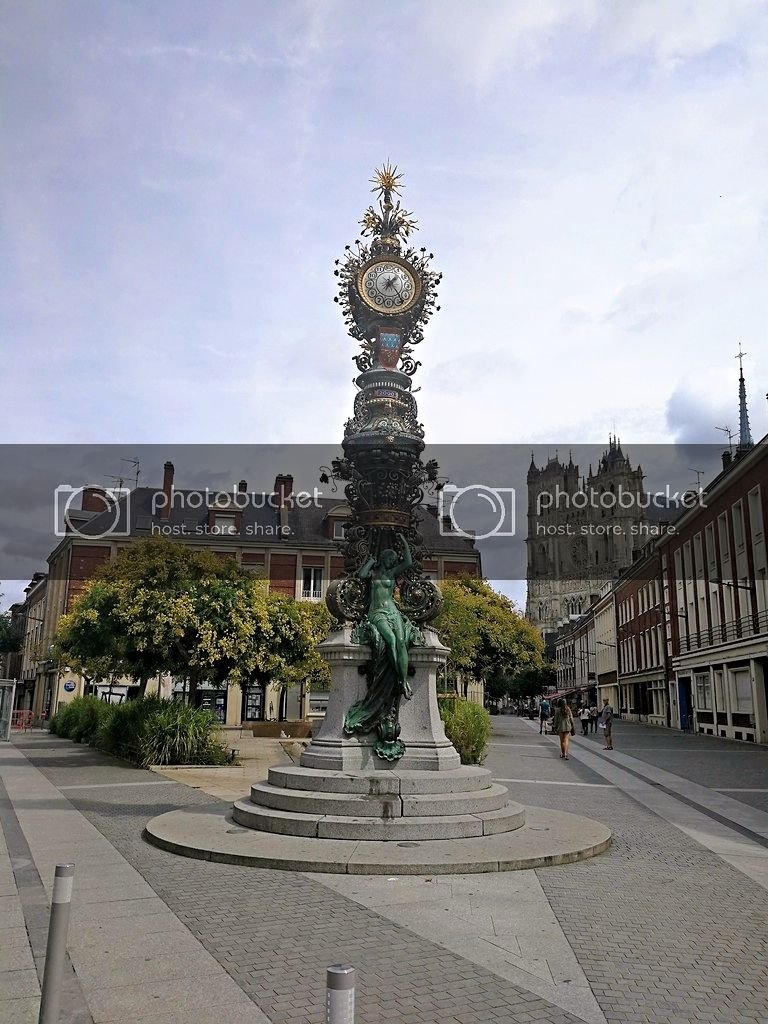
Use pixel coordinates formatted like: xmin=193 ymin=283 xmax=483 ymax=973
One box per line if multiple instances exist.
xmin=234 ymin=764 xmax=524 ymax=841
xmin=144 ymin=804 xmax=611 ymax=875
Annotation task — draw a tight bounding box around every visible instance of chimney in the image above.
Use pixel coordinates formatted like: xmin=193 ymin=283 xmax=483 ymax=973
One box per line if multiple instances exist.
xmin=161 ymin=461 xmax=174 ymax=520
xmin=273 ymin=474 xmax=294 ymax=507
xmin=81 ymin=487 xmax=112 ymax=513
xmin=722 ymin=450 xmax=732 ymax=471
xmin=273 ymin=474 xmax=293 ymax=534
xmin=238 ymin=479 xmax=247 ymax=493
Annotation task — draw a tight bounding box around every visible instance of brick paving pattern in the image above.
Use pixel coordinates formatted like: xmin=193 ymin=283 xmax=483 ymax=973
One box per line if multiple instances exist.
xmin=15 ymin=725 xmax=768 ymax=1024
xmin=14 ymin=736 xmax=582 ymax=1024
xmin=487 ymin=724 xmax=768 ymax=1024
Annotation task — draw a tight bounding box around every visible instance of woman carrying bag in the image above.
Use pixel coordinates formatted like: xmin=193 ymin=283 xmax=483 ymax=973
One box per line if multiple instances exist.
xmin=552 ymin=698 xmax=575 ymax=759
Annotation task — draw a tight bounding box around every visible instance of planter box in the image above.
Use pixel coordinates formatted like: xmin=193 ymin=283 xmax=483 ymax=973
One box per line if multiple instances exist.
xmin=251 ymin=721 xmax=312 ymax=739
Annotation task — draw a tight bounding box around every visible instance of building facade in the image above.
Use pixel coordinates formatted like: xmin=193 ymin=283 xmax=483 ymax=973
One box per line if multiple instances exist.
xmin=552 ymin=417 xmax=767 ymax=740
xmin=659 ymin=439 xmax=768 ymax=741
xmin=593 ymin=582 xmax=618 ymax=709
xmin=614 ymin=550 xmax=670 ymax=726
xmin=27 ymin=463 xmax=481 ymax=725
xmin=554 ymin=609 xmax=596 ymax=706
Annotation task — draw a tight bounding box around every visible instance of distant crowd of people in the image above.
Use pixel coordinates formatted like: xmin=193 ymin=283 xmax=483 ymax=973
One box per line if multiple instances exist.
xmin=537 ymin=696 xmax=614 ymax=759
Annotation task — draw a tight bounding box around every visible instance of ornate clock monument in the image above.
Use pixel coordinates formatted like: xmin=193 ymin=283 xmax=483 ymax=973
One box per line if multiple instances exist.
xmin=321 ymin=164 xmax=446 ymax=763
xmin=145 ymin=168 xmax=611 ymax=872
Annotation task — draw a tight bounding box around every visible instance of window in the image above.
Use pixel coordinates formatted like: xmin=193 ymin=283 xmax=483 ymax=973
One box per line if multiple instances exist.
xmin=332 ymin=520 xmax=348 ymax=540
xmin=213 ymin=513 xmax=237 ymax=535
xmin=732 ymin=501 xmax=745 ymax=551
xmin=713 ymin=669 xmax=725 ymax=711
xmin=732 ymin=669 xmax=753 ymax=714
xmin=301 ymin=567 xmax=323 ymax=600
xmin=695 ymin=672 xmax=712 ymax=710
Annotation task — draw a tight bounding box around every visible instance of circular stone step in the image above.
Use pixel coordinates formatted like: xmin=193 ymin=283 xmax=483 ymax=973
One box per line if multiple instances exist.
xmin=232 ymin=798 xmax=526 ymax=841
xmin=145 ymin=804 xmax=612 ymax=874
xmin=248 ymin=781 xmax=509 ymax=820
xmin=267 ymin=765 xmax=493 ymax=796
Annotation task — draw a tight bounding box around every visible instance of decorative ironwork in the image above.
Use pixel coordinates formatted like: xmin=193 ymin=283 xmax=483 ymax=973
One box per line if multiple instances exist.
xmin=333 ymin=164 xmax=442 ymax=363
xmin=325 ymin=167 xmax=445 ymax=762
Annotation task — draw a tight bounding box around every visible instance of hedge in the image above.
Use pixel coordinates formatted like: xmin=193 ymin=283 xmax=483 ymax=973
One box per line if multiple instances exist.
xmin=49 ymin=696 xmax=230 ymax=767
xmin=439 ymin=697 xmax=492 ymax=765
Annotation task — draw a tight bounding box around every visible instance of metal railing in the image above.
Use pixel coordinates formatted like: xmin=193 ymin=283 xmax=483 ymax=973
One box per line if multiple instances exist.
xmin=679 ymin=608 xmax=768 ymax=653
xmin=11 ymin=710 xmax=34 ymax=731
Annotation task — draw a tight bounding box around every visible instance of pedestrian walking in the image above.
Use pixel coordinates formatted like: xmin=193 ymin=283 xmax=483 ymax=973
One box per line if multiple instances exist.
xmin=538 ymin=697 xmax=551 ymax=734
xmin=579 ymin=704 xmax=590 ymax=736
xmin=552 ymin=698 xmax=575 ymax=759
xmin=598 ymin=697 xmax=614 ymax=750
xmin=589 ymin=703 xmax=599 ymax=733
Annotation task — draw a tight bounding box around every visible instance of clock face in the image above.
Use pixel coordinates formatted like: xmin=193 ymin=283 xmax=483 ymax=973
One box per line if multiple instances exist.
xmin=359 ymin=260 xmax=418 ymax=313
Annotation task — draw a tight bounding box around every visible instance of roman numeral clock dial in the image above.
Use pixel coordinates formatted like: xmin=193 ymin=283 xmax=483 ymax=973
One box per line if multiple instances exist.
xmin=359 ymin=259 xmax=418 ymax=313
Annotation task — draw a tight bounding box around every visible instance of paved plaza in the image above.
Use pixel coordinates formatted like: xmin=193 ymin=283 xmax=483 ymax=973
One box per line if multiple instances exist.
xmin=1 ymin=717 xmax=767 ymax=1024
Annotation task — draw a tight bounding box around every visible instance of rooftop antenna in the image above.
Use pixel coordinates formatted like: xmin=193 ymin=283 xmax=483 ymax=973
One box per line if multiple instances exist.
xmin=105 ymin=457 xmax=141 ymax=494
xmin=715 ymin=425 xmax=734 ymax=453
xmin=688 ymin=468 xmax=704 ymax=489
xmin=121 ymin=457 xmax=141 ymax=489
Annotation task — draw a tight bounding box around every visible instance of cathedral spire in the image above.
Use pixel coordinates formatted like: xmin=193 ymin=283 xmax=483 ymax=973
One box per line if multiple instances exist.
xmin=735 ymin=344 xmax=754 ymax=453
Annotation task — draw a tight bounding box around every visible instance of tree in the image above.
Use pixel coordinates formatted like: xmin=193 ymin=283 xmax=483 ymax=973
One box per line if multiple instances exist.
xmin=433 ymin=577 xmax=544 ymax=695
xmin=508 ymin=663 xmax=557 ymax=702
xmin=54 ymin=537 xmax=329 ymax=706
xmin=0 ymin=612 xmax=22 ymax=656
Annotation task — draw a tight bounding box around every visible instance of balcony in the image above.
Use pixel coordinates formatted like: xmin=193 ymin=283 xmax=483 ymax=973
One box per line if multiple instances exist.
xmin=679 ymin=608 xmax=768 ymax=653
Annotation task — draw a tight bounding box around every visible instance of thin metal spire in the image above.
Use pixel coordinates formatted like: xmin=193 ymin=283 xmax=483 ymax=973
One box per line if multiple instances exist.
xmin=735 ymin=344 xmax=753 ymax=451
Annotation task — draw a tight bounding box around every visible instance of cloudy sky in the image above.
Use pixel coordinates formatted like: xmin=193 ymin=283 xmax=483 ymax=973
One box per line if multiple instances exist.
xmin=2 ymin=1 xmax=768 ymax=608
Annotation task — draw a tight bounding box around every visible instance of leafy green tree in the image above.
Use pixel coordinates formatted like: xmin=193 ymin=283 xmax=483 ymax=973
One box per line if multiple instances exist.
xmin=0 ymin=611 xmax=22 ymax=656
xmin=54 ymin=537 xmax=329 ymax=705
xmin=508 ymin=663 xmax=557 ymax=701
xmin=434 ymin=577 xmax=544 ymax=695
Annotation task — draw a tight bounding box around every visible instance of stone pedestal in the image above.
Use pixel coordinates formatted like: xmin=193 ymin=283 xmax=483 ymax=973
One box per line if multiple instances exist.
xmin=147 ymin=628 xmax=614 ymax=872
xmin=299 ymin=626 xmax=460 ymax=772
xmin=230 ymin=626 xmax=527 ymax=843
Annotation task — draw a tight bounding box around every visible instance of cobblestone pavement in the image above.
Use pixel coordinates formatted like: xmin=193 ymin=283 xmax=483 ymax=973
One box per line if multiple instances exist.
xmin=8 ymin=735 xmax=584 ymax=1024
xmin=7 ymin=723 xmax=768 ymax=1024
xmin=572 ymin=718 xmax=768 ymax=813
xmin=487 ymin=719 xmax=768 ymax=1024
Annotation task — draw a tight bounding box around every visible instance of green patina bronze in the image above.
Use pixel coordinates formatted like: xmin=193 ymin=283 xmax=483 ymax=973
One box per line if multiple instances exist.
xmin=323 ymin=166 xmax=442 ymax=762
xmin=344 ymin=536 xmax=424 ymax=760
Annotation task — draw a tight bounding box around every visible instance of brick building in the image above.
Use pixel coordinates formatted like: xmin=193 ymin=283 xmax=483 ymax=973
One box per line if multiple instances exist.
xmin=553 ymin=367 xmax=767 ymax=741
xmin=614 ymin=549 xmax=670 ymax=726
xmin=26 ymin=463 xmax=481 ymax=724
xmin=659 ymin=436 xmax=768 ymax=740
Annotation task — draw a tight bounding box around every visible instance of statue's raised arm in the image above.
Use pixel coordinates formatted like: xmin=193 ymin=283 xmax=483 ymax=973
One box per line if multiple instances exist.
xmin=391 ymin=533 xmax=412 ymax=578
xmin=356 ymin=554 xmax=377 ymax=580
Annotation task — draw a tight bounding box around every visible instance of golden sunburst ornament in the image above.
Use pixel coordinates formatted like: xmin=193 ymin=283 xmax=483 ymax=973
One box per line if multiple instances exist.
xmin=370 ymin=161 xmax=403 ymax=196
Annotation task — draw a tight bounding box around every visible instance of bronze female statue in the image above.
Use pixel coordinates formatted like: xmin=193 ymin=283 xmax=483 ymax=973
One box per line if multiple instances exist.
xmin=344 ymin=534 xmax=423 ymax=760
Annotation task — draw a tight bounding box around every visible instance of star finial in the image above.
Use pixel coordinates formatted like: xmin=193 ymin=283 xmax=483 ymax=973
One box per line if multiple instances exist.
xmin=370 ymin=161 xmax=404 ymax=198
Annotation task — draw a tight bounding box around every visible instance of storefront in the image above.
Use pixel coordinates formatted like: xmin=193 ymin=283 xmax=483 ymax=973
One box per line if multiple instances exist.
xmin=195 ymin=688 xmax=227 ymax=723
xmin=242 ymin=684 xmax=264 ymax=722
xmin=674 ymin=651 xmax=768 ymax=743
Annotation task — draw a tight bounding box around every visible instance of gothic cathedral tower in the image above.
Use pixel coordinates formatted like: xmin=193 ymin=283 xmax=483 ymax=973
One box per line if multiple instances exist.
xmin=525 ymin=438 xmax=646 ymax=641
